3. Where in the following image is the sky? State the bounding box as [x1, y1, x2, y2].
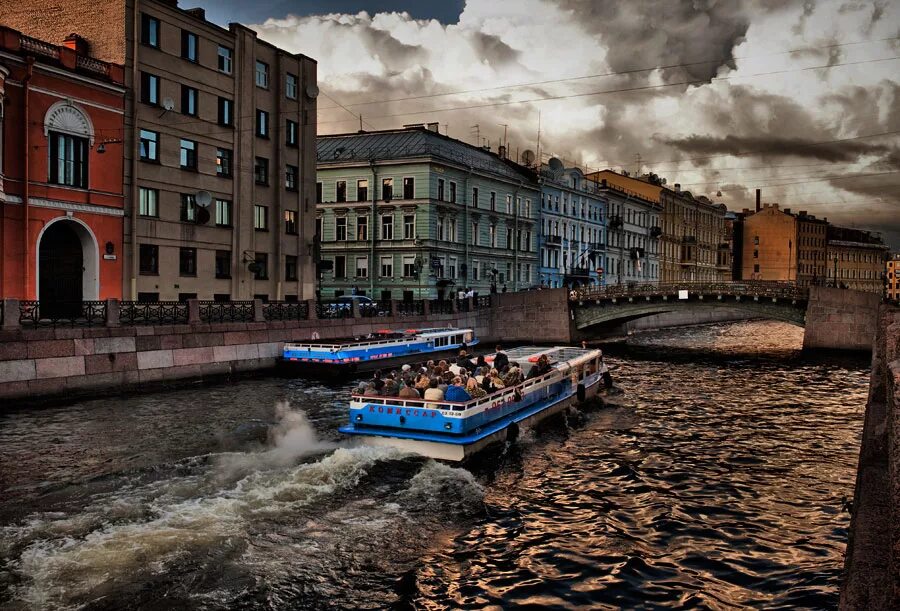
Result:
[199, 0, 899, 250]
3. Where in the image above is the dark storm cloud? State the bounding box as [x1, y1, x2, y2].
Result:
[661, 134, 893, 162]
[468, 32, 520, 67]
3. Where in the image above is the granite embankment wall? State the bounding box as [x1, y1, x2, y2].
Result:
[840, 305, 900, 609]
[804, 286, 882, 352]
[0, 289, 571, 405]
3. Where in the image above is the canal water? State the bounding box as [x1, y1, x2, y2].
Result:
[0, 321, 868, 610]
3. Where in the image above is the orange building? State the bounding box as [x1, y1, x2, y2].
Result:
[741, 203, 798, 281]
[0, 27, 125, 304]
[887, 254, 900, 301]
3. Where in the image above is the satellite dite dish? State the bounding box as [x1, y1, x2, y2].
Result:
[521, 149, 536, 166]
[305, 84, 320, 99]
[548, 157, 564, 172]
[162, 97, 175, 112]
[196, 190, 212, 207]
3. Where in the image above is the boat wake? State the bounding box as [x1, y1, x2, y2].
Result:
[0, 402, 485, 610]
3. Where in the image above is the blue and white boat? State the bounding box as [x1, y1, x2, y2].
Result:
[280, 327, 478, 375]
[339, 346, 603, 461]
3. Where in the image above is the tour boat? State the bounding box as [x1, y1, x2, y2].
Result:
[280, 327, 478, 375]
[339, 346, 603, 461]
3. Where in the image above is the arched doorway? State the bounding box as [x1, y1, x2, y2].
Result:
[39, 221, 85, 317]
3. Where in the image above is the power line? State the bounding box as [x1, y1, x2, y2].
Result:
[316, 36, 900, 110]
[316, 55, 900, 125]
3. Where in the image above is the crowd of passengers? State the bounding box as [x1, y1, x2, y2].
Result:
[353, 344, 554, 403]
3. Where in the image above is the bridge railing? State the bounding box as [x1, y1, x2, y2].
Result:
[573, 281, 810, 303]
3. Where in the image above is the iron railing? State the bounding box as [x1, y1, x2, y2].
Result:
[120, 301, 189, 325]
[199, 300, 254, 323]
[19, 300, 107, 327]
[430, 299, 453, 315]
[315, 300, 353, 319]
[475, 295, 492, 309]
[398, 300, 425, 316]
[574, 281, 810, 303]
[358, 300, 392, 317]
[262, 301, 309, 321]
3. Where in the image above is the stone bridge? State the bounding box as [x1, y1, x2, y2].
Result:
[571, 282, 882, 352]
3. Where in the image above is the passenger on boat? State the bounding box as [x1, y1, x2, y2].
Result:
[363, 383, 380, 397]
[398, 382, 420, 399]
[445, 377, 472, 402]
[424, 378, 444, 401]
[489, 368, 506, 389]
[503, 364, 524, 387]
[527, 354, 552, 379]
[382, 379, 399, 397]
[448, 358, 463, 376]
[466, 377, 487, 399]
[493, 345, 509, 371]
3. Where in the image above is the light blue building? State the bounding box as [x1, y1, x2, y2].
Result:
[537, 162, 607, 288]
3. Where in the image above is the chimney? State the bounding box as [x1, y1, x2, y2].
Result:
[498, 145, 506, 159]
[63, 33, 89, 55]
[426, 122, 440, 133]
[674, 183, 681, 193]
[185, 7, 206, 20]
[755, 188, 761, 212]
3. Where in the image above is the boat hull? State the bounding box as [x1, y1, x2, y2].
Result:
[342, 376, 601, 461]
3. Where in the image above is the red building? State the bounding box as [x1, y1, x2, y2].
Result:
[0, 26, 125, 306]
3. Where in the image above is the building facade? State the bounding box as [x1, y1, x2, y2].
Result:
[0, 27, 126, 304]
[795, 211, 828, 286]
[4, 0, 319, 302]
[537, 163, 606, 288]
[825, 226, 888, 293]
[595, 180, 661, 285]
[316, 127, 540, 300]
[740, 203, 798, 281]
[887, 253, 900, 301]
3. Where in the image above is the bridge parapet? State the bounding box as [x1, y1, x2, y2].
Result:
[574, 281, 809, 304]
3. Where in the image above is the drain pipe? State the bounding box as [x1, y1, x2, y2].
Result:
[369, 159, 377, 297]
[23, 57, 34, 299]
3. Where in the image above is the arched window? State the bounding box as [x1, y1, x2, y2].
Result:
[44, 101, 94, 188]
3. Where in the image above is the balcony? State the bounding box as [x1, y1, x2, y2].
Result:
[545, 235, 562, 246]
[591, 242, 605, 251]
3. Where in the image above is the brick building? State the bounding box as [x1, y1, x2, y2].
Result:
[0, 26, 126, 308]
[887, 253, 900, 301]
[796, 211, 828, 286]
[4, 0, 319, 302]
[741, 203, 797, 281]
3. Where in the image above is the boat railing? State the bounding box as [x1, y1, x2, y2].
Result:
[285, 335, 420, 352]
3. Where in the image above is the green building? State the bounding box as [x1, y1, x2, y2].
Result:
[315, 127, 541, 300]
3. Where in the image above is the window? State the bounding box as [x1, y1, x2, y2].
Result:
[215, 250, 231, 279]
[450, 182, 457, 203]
[525, 199, 531, 218]
[316, 182, 323, 203]
[506, 226, 513, 250]
[181, 30, 198, 62]
[403, 255, 416, 278]
[139, 187, 158, 217]
[336, 217, 347, 241]
[754, 263, 760, 273]
[356, 216, 368, 241]
[754, 249, 759, 259]
[284, 209, 297, 234]
[254, 157, 269, 185]
[139, 129, 158, 162]
[471, 221, 479, 246]
[139, 244, 159, 275]
[138, 292, 159, 302]
[181, 85, 198, 116]
[285, 164, 298, 191]
[437, 216, 445, 241]
[490, 191, 496, 211]
[357, 179, 368, 202]
[217, 45, 233, 73]
[489, 224, 496, 248]
[473, 260, 480, 281]
[140, 72, 160, 105]
[437, 179, 445, 201]
[180, 139, 197, 170]
[356, 256, 368, 278]
[254, 253, 268, 279]
[218, 97, 233, 126]
[380, 255, 393, 278]
[286, 73, 298, 99]
[49, 132, 88, 188]
[215, 199, 231, 226]
[216, 148, 232, 177]
[472, 187, 479, 208]
[254, 205, 268, 231]
[181, 193, 197, 223]
[256, 109, 269, 138]
[315, 217, 322, 238]
[286, 119, 298, 146]
[334, 255, 346, 278]
[179, 247, 197, 276]
[255, 60, 269, 88]
[448, 257, 457, 279]
[382, 178, 393, 202]
[403, 215, 415, 239]
[403, 177, 414, 199]
[381, 214, 393, 240]
[448, 218, 457, 242]
[141, 14, 160, 48]
[506, 195, 512, 214]
[336, 181, 347, 203]
[285, 255, 298, 281]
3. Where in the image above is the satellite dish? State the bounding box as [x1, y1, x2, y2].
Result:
[521, 149, 536, 166]
[162, 97, 175, 112]
[548, 157, 564, 175]
[305, 84, 319, 99]
[196, 190, 212, 208]
[196, 207, 211, 225]
[247, 262, 262, 274]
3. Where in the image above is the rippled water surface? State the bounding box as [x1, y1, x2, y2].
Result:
[0, 321, 867, 609]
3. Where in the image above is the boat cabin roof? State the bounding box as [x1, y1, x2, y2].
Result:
[285, 328, 473, 351]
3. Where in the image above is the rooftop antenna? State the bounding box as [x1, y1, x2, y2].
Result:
[470, 124, 480, 145]
[634, 153, 643, 176]
[536, 110, 542, 167]
[359, 114, 363, 132]
[499, 123, 508, 150]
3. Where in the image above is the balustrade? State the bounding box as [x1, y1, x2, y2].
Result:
[199, 301, 254, 323]
[262, 301, 310, 321]
[120, 301, 188, 325]
[19, 300, 107, 327]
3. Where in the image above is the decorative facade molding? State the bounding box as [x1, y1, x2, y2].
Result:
[44, 100, 95, 145]
[3, 195, 124, 217]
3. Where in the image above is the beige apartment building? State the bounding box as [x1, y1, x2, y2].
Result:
[4, 0, 319, 301]
[796, 211, 828, 286]
[741, 203, 798, 281]
[825, 226, 888, 294]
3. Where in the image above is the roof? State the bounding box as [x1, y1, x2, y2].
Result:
[317, 128, 539, 185]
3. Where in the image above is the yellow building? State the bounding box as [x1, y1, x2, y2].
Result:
[887, 254, 900, 300]
[585, 170, 728, 282]
[740, 204, 798, 281]
[825, 226, 888, 294]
